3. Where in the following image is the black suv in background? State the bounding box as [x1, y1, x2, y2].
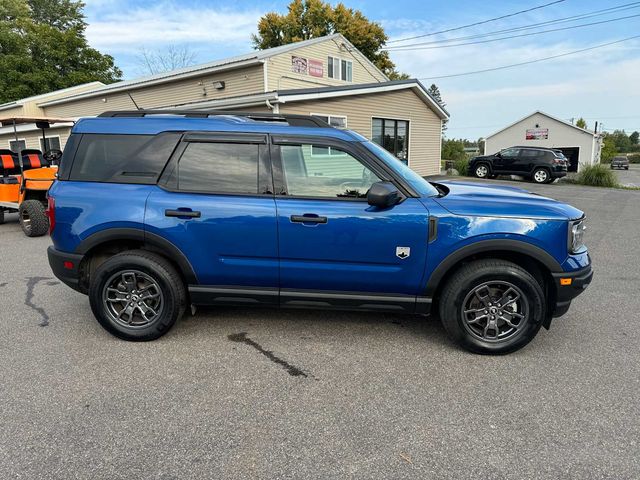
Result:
[470, 146, 568, 184]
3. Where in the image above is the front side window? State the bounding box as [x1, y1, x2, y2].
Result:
[501, 148, 519, 157]
[177, 142, 259, 194]
[280, 144, 380, 198]
[372, 118, 409, 164]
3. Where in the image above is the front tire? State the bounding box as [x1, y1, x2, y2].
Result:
[19, 200, 48, 237]
[89, 250, 187, 341]
[532, 168, 550, 184]
[439, 259, 545, 354]
[474, 163, 490, 178]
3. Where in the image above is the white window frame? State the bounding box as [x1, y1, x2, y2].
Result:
[327, 56, 353, 82]
[39, 135, 61, 152]
[310, 114, 348, 156]
[8, 138, 27, 153]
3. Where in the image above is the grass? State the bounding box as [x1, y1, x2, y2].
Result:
[570, 164, 620, 188]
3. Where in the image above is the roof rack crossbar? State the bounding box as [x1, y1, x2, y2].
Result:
[97, 110, 332, 128]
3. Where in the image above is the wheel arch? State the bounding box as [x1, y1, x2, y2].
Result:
[426, 240, 562, 315]
[75, 228, 198, 293]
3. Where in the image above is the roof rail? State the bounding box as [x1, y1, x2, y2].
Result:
[97, 110, 332, 128]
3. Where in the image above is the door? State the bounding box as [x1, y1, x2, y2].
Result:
[146, 133, 279, 304]
[495, 147, 520, 173]
[271, 137, 430, 309]
[516, 148, 541, 174]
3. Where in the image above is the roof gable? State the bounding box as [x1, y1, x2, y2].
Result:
[486, 110, 596, 139]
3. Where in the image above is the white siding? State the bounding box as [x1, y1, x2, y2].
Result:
[485, 112, 598, 170]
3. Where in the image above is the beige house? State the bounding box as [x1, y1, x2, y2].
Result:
[0, 34, 448, 176]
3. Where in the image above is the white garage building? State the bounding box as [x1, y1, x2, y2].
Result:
[485, 111, 602, 172]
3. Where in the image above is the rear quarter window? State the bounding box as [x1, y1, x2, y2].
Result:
[68, 133, 181, 184]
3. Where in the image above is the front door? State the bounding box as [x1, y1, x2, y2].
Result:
[496, 147, 520, 173]
[271, 138, 430, 310]
[146, 133, 279, 305]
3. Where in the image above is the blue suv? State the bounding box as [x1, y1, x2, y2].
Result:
[47, 111, 592, 354]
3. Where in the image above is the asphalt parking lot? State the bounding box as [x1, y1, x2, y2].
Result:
[1, 181, 639, 479]
[611, 163, 640, 187]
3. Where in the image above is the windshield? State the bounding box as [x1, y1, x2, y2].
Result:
[362, 141, 439, 197]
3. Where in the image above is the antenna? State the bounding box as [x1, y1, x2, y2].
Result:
[127, 92, 141, 110]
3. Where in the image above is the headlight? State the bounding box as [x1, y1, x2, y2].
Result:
[568, 218, 586, 253]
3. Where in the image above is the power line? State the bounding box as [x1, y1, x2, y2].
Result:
[388, 0, 566, 44]
[386, 2, 640, 49]
[386, 13, 640, 51]
[417, 35, 640, 80]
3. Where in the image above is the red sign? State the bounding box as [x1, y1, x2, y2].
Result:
[309, 59, 324, 77]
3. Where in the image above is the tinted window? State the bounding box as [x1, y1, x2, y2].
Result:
[177, 142, 259, 194]
[501, 148, 519, 157]
[70, 133, 180, 184]
[520, 149, 541, 158]
[280, 144, 380, 198]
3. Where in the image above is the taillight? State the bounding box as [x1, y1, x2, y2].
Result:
[46, 196, 55, 235]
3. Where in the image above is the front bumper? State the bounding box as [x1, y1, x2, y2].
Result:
[550, 263, 593, 318]
[47, 246, 85, 293]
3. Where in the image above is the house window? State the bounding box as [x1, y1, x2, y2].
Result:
[9, 139, 26, 153]
[327, 56, 353, 82]
[372, 118, 409, 164]
[311, 114, 347, 129]
[40, 136, 61, 152]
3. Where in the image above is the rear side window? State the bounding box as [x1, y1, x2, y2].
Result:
[176, 142, 259, 194]
[69, 133, 180, 184]
[520, 149, 541, 158]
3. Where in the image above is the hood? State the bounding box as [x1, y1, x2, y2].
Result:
[433, 181, 583, 220]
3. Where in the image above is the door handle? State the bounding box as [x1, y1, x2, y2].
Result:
[165, 208, 201, 219]
[290, 214, 327, 224]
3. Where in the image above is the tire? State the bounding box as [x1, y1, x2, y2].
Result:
[532, 168, 550, 184]
[0, 209, 4, 225]
[625, 167, 629, 170]
[474, 163, 490, 178]
[438, 259, 545, 354]
[19, 200, 48, 237]
[88, 249, 187, 341]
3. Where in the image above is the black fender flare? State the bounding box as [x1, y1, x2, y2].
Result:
[75, 228, 198, 284]
[425, 239, 563, 297]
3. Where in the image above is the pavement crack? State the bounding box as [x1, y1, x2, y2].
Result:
[228, 332, 309, 378]
[25, 277, 52, 327]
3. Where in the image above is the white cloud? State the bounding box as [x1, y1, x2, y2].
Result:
[85, 2, 262, 54]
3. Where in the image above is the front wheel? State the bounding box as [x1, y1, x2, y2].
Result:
[89, 250, 186, 341]
[439, 259, 545, 354]
[474, 163, 490, 178]
[532, 168, 550, 184]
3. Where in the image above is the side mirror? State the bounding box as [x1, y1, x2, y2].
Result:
[367, 181, 402, 208]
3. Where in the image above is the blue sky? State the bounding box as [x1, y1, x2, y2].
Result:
[82, 0, 640, 139]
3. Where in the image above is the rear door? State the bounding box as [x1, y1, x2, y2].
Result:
[146, 132, 279, 305]
[271, 136, 430, 310]
[517, 148, 542, 174]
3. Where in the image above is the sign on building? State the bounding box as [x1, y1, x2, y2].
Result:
[525, 128, 549, 140]
[291, 56, 308, 74]
[309, 59, 324, 77]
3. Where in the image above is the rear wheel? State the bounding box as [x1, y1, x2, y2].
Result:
[19, 200, 48, 237]
[89, 250, 186, 341]
[532, 168, 550, 184]
[474, 163, 490, 178]
[439, 259, 545, 354]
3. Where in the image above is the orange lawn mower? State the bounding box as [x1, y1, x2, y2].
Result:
[0, 117, 72, 236]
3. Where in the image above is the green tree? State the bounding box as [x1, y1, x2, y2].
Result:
[252, 0, 407, 79]
[0, 0, 121, 104]
[630, 131, 639, 145]
[427, 83, 447, 131]
[575, 117, 587, 129]
[441, 139, 466, 161]
[600, 133, 618, 163]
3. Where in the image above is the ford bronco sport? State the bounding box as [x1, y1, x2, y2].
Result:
[47, 111, 592, 354]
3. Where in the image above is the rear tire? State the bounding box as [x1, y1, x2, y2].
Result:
[0, 209, 4, 225]
[19, 200, 48, 237]
[438, 259, 545, 354]
[88, 250, 186, 341]
[532, 168, 550, 184]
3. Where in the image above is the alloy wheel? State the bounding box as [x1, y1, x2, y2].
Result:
[476, 165, 488, 178]
[461, 281, 529, 342]
[102, 270, 164, 328]
[534, 170, 548, 183]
